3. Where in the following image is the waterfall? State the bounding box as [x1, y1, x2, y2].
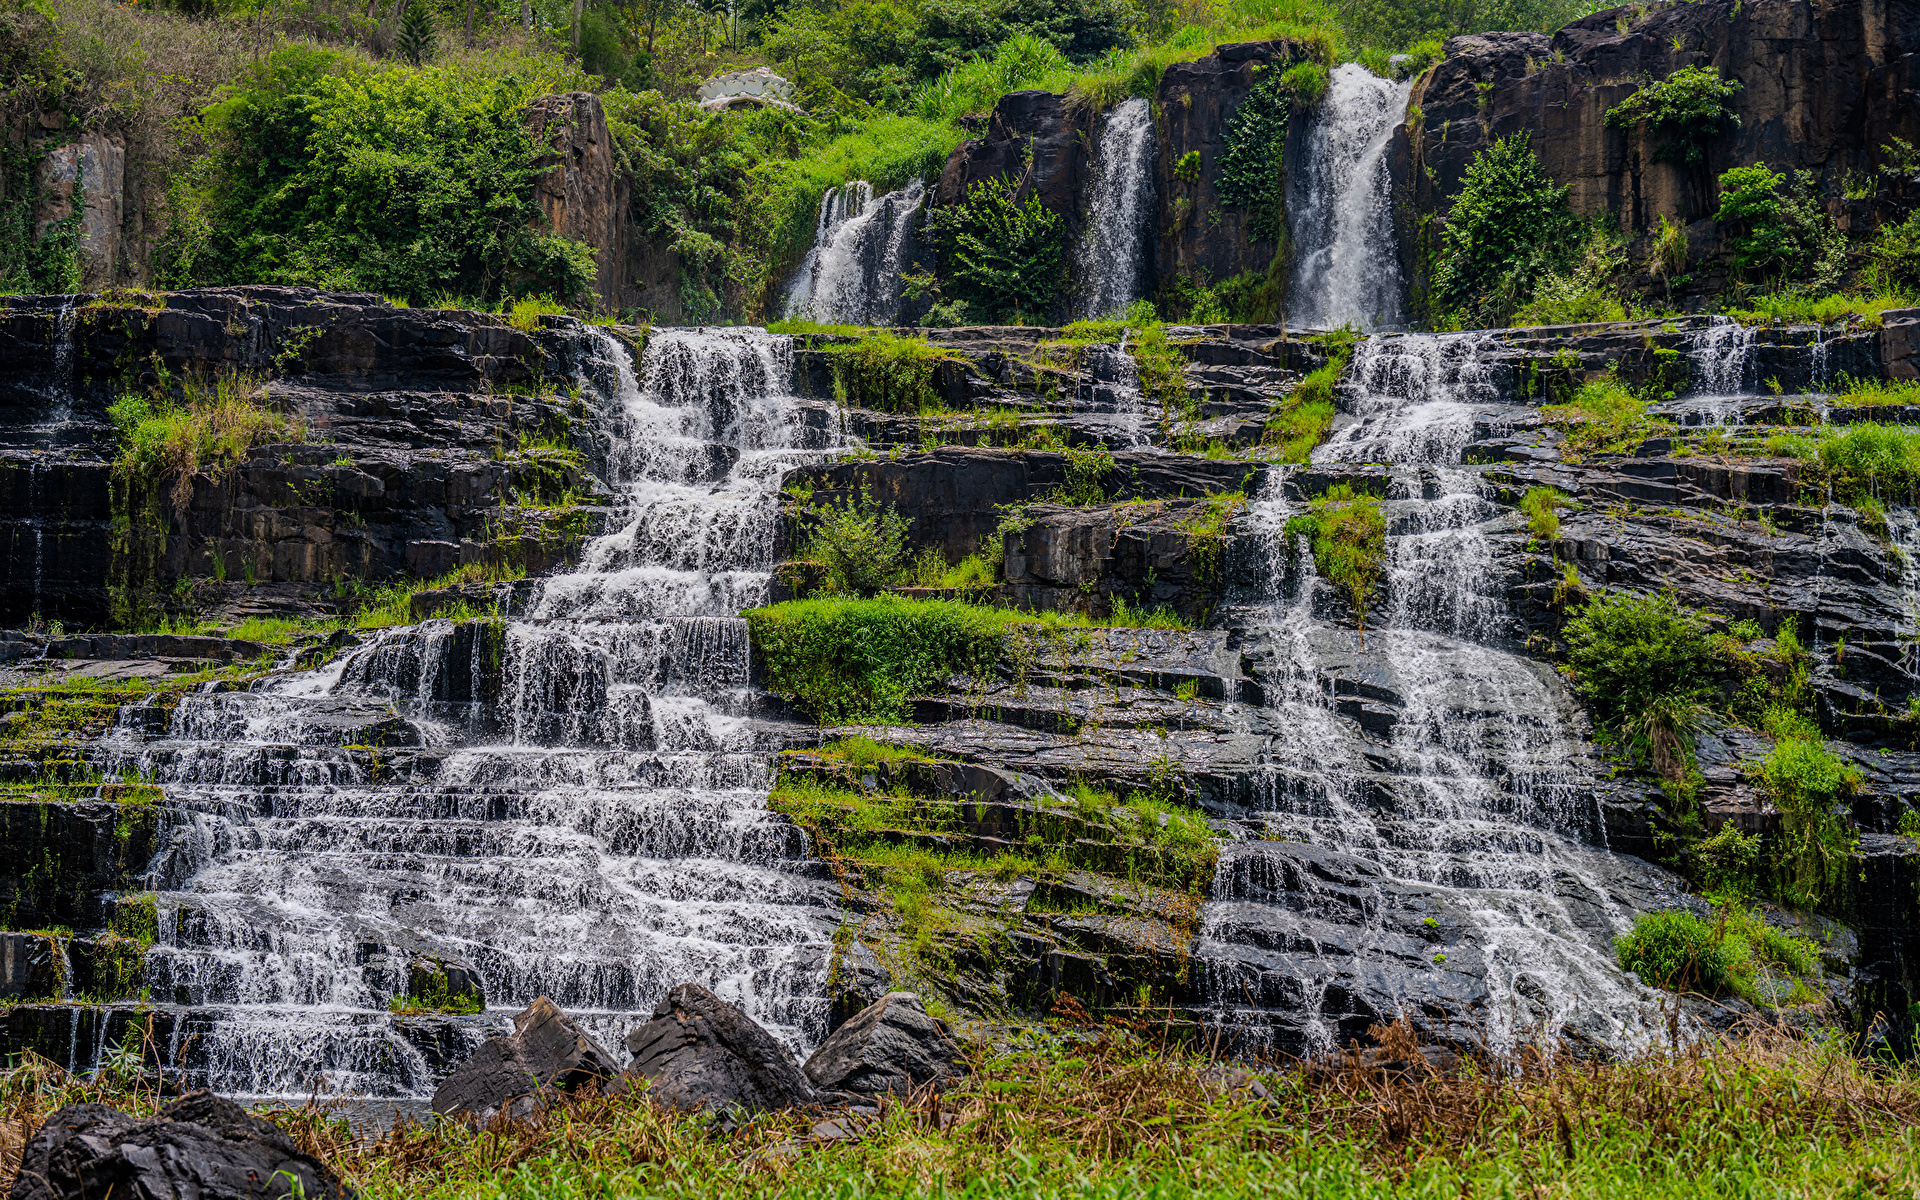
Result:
[783, 180, 926, 325]
[1075, 98, 1156, 320]
[1689, 316, 1757, 398]
[1198, 331, 1670, 1055]
[1286, 65, 1413, 332]
[102, 324, 844, 1098]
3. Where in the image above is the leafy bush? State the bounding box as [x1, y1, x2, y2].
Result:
[1263, 337, 1351, 461]
[1869, 209, 1920, 293]
[1432, 133, 1582, 326]
[819, 331, 960, 413]
[171, 45, 599, 305]
[1509, 227, 1627, 326]
[1714, 163, 1843, 284]
[1615, 910, 1731, 994]
[1756, 733, 1859, 911]
[926, 170, 1069, 321]
[798, 493, 912, 597]
[1691, 823, 1761, 897]
[108, 372, 295, 511]
[1519, 486, 1568, 540]
[745, 595, 1020, 722]
[1283, 484, 1385, 633]
[1603, 66, 1741, 164]
[1563, 589, 1713, 734]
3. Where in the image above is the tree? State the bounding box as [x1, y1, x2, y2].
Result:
[396, 0, 436, 64]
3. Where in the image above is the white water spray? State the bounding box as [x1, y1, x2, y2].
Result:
[1287, 65, 1413, 331]
[1075, 98, 1156, 320]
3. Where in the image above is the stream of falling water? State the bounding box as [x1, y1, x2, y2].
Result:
[1286, 65, 1412, 331]
[102, 326, 843, 1098]
[1198, 332, 1669, 1055]
[783, 180, 926, 325]
[1075, 98, 1156, 320]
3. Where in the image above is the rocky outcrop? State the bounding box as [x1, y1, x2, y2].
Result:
[936, 90, 1088, 237]
[620, 983, 818, 1113]
[0, 801, 161, 931]
[1409, 0, 1920, 298]
[430, 996, 619, 1121]
[11, 1091, 353, 1200]
[1155, 40, 1312, 295]
[800, 991, 960, 1098]
[0, 287, 618, 626]
[525, 93, 629, 313]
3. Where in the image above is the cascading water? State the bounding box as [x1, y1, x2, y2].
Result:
[102, 325, 844, 1098]
[1199, 332, 1671, 1055]
[1287, 65, 1413, 332]
[1689, 315, 1756, 399]
[1075, 98, 1156, 320]
[783, 180, 926, 325]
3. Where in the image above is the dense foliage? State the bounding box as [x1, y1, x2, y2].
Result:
[923, 170, 1069, 321]
[1603, 65, 1741, 164]
[1714, 162, 1844, 286]
[1214, 67, 1293, 241]
[1563, 589, 1713, 734]
[171, 45, 598, 303]
[1431, 133, 1583, 325]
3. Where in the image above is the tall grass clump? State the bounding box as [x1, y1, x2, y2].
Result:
[1283, 484, 1385, 634]
[108, 372, 295, 510]
[1540, 373, 1659, 460]
[1771, 421, 1920, 505]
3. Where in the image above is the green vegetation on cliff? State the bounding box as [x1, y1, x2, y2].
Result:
[1283, 484, 1384, 633]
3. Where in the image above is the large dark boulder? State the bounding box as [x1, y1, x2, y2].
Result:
[801, 992, 960, 1098]
[620, 983, 816, 1113]
[9, 1091, 352, 1200]
[430, 996, 618, 1121]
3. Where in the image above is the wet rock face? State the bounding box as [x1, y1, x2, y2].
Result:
[525, 92, 629, 313]
[620, 983, 818, 1113]
[430, 996, 619, 1121]
[0, 801, 161, 931]
[1154, 40, 1310, 291]
[11, 1091, 353, 1200]
[801, 991, 959, 1098]
[1410, 0, 1920, 293]
[0, 287, 620, 626]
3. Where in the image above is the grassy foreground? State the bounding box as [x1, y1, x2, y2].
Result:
[4, 1021, 1919, 1198]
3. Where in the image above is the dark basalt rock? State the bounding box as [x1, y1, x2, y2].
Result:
[802, 991, 960, 1098]
[430, 996, 618, 1121]
[10, 1090, 352, 1200]
[620, 982, 817, 1113]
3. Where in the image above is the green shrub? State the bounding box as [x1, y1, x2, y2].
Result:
[1603, 66, 1741, 164]
[171, 45, 598, 306]
[1264, 339, 1351, 462]
[109, 372, 295, 511]
[1508, 227, 1628, 326]
[1869, 209, 1920, 293]
[925, 170, 1069, 321]
[1432, 133, 1583, 326]
[798, 493, 912, 597]
[1714, 163, 1843, 284]
[1691, 824, 1762, 897]
[745, 596, 1021, 722]
[1563, 589, 1713, 734]
[1615, 910, 1731, 994]
[820, 332, 960, 413]
[1283, 484, 1385, 633]
[1774, 421, 1920, 505]
[1756, 734, 1859, 911]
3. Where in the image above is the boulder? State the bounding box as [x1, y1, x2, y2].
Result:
[801, 992, 960, 1098]
[620, 983, 816, 1113]
[429, 996, 618, 1121]
[10, 1090, 352, 1200]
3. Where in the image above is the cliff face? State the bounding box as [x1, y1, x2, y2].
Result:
[0, 287, 619, 627]
[1409, 0, 1920, 296]
[1152, 40, 1310, 294]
